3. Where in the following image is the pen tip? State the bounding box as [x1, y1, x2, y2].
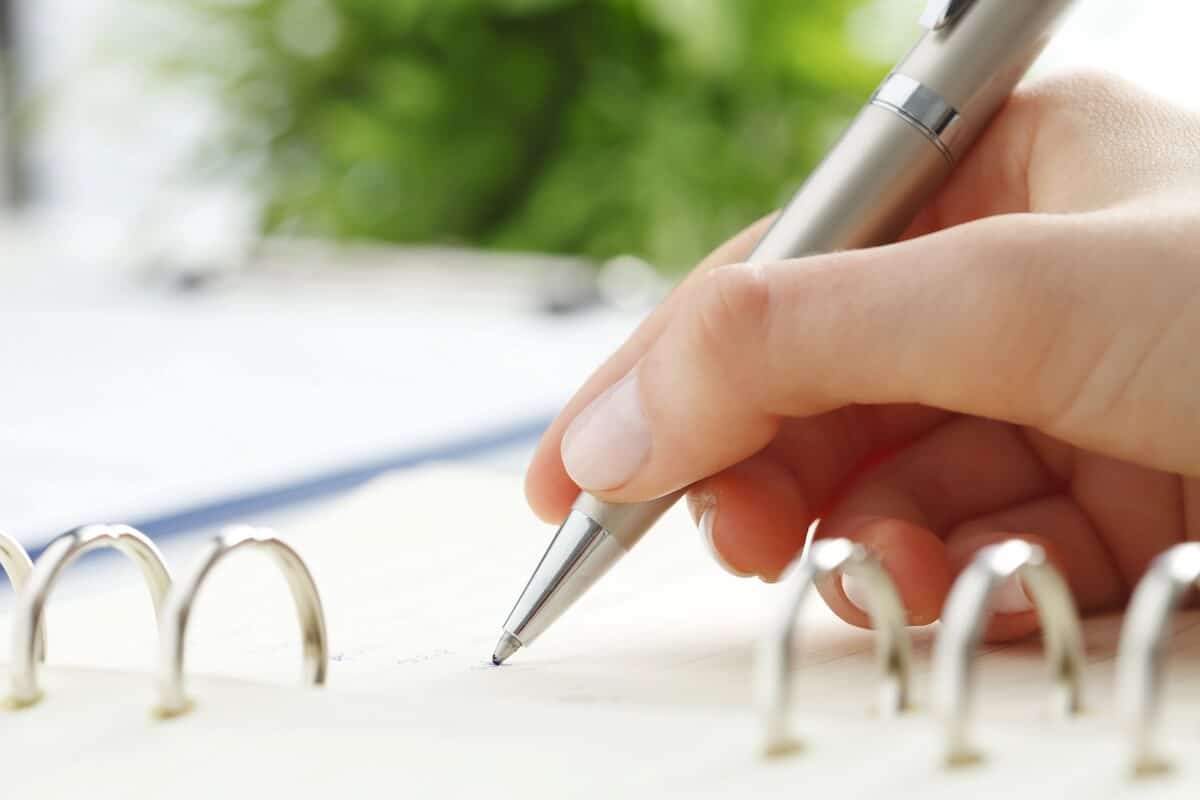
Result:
[491, 632, 521, 665]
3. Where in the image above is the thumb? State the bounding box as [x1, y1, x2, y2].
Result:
[561, 213, 1087, 502]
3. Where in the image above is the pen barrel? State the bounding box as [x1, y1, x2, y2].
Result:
[573, 490, 682, 549]
[751, 0, 1077, 263]
[899, 0, 1079, 163]
[748, 102, 952, 263]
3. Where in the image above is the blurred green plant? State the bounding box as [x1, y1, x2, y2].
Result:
[169, 0, 890, 272]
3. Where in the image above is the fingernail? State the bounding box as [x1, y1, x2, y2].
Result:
[990, 574, 1034, 614]
[561, 371, 651, 491]
[841, 574, 874, 614]
[699, 508, 752, 578]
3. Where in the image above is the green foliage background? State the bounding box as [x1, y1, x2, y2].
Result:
[176, 0, 888, 271]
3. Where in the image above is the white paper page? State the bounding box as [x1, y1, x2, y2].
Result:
[4, 469, 1200, 798]
[7, 665, 1200, 800]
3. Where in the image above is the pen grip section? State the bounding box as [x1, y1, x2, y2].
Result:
[573, 491, 683, 550]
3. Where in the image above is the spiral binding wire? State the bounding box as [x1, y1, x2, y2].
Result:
[0, 530, 45, 664]
[0, 524, 327, 714]
[156, 525, 328, 717]
[7, 524, 1199, 769]
[755, 538, 912, 757]
[1116, 543, 1200, 776]
[756, 536, 1193, 775]
[932, 540, 1085, 765]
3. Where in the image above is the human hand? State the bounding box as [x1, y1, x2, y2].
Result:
[524, 72, 1200, 641]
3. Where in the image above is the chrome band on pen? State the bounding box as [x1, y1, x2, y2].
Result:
[870, 74, 961, 165]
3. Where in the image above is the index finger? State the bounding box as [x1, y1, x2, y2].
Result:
[524, 214, 777, 523]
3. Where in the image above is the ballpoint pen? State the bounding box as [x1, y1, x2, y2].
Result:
[492, 0, 1080, 666]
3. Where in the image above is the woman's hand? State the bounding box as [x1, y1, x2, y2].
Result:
[523, 72, 1200, 641]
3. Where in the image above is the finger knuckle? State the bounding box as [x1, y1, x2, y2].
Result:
[684, 263, 777, 405]
[941, 216, 1083, 421]
[1007, 70, 1130, 151]
[1018, 69, 1128, 110]
[695, 263, 773, 356]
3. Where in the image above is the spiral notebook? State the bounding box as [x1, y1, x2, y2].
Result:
[4, 467, 1200, 798]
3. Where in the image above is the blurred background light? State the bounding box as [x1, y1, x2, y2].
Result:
[1, 0, 1196, 549]
[3, 1, 1195, 279]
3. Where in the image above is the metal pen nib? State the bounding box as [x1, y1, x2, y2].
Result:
[491, 492, 681, 663]
[491, 632, 521, 665]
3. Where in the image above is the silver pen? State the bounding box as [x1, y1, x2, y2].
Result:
[492, 0, 1079, 665]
